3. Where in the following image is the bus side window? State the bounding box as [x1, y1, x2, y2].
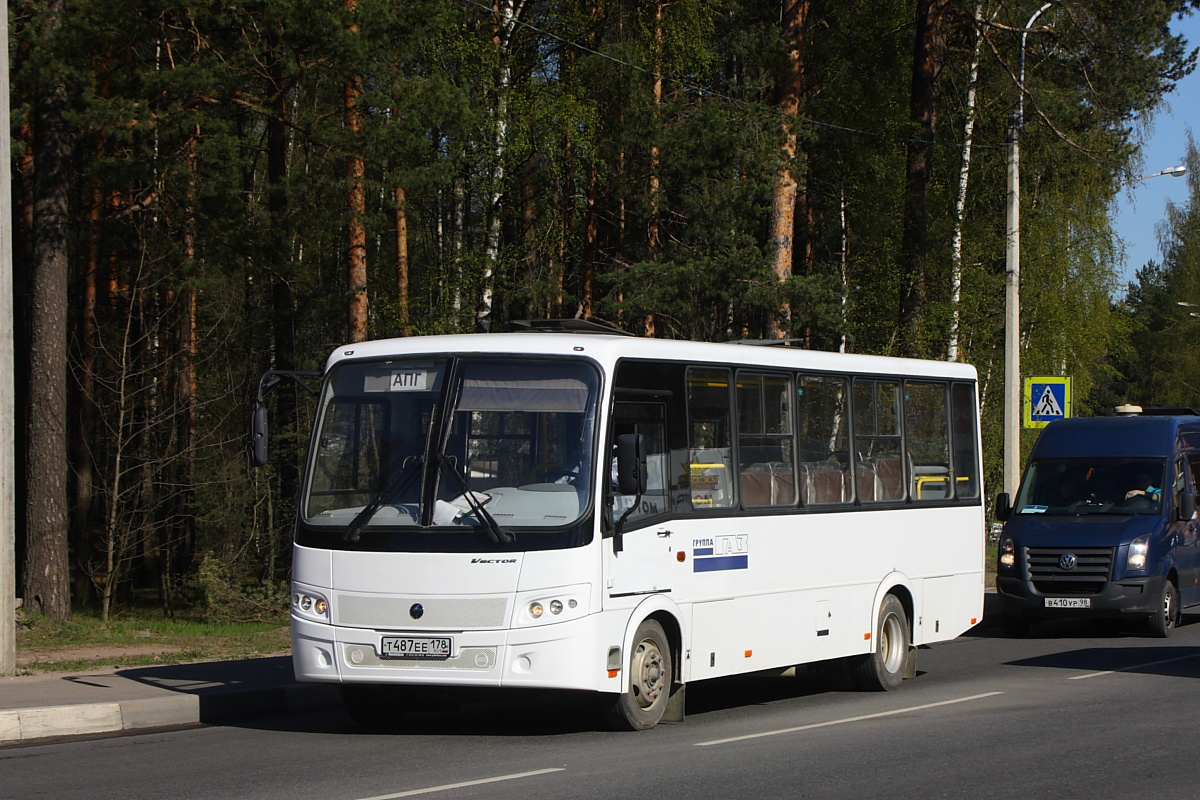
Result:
[687, 368, 735, 509]
[855, 379, 904, 503]
[950, 383, 980, 500]
[906, 382, 951, 502]
[797, 375, 850, 505]
[737, 372, 796, 507]
[610, 401, 669, 523]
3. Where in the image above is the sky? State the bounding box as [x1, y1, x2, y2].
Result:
[1111, 11, 1200, 289]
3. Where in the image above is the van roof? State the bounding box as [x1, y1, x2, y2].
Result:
[1033, 415, 1200, 458]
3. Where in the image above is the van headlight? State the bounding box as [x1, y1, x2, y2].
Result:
[1127, 535, 1150, 572]
[998, 534, 1016, 569]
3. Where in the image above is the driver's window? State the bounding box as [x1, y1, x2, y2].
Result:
[609, 402, 668, 525]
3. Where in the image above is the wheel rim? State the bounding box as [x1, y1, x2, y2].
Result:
[1163, 586, 1176, 630]
[630, 636, 667, 709]
[879, 611, 906, 675]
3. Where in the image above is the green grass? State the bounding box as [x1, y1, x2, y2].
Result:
[16, 608, 290, 675]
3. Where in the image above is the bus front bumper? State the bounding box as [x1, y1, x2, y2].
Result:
[291, 614, 611, 693]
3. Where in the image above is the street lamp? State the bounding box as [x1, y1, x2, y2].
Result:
[1004, 2, 1053, 499]
[1121, 165, 1187, 186]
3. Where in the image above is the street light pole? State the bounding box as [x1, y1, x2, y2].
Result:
[1, 0, 16, 676]
[1004, 2, 1053, 499]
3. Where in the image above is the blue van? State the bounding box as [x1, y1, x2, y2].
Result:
[994, 410, 1200, 637]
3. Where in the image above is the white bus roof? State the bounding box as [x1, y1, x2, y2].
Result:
[324, 332, 977, 381]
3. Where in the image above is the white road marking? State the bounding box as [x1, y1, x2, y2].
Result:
[694, 692, 1005, 747]
[1068, 651, 1200, 680]
[355, 768, 565, 799]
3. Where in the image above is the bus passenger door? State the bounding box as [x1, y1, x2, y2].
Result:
[606, 401, 675, 597]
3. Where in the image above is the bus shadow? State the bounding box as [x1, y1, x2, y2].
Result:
[1005, 645, 1200, 678]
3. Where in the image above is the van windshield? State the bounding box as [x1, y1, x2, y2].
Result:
[1014, 457, 1167, 516]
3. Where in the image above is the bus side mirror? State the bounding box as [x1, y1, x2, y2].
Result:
[994, 492, 1012, 522]
[1178, 491, 1196, 522]
[251, 402, 269, 467]
[616, 433, 647, 496]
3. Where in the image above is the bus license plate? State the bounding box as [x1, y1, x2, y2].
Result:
[380, 636, 452, 659]
[1045, 598, 1090, 609]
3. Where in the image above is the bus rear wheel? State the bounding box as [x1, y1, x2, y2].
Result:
[850, 594, 909, 691]
[598, 619, 673, 731]
[340, 684, 410, 730]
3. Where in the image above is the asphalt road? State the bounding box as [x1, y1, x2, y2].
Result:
[5, 604, 1200, 800]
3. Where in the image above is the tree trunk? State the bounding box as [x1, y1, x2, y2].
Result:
[647, 0, 664, 257]
[395, 186, 410, 336]
[71, 173, 101, 607]
[24, 0, 73, 621]
[899, 0, 954, 358]
[769, 0, 810, 339]
[480, 0, 523, 331]
[947, 3, 983, 363]
[267, 23, 298, 503]
[346, 0, 368, 343]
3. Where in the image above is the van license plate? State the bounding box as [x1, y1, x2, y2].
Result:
[380, 636, 452, 659]
[1045, 598, 1090, 609]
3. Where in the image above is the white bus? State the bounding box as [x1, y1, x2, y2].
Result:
[258, 321, 984, 730]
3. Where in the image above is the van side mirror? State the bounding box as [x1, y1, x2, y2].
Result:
[1178, 491, 1196, 522]
[251, 403, 269, 467]
[616, 433, 647, 496]
[994, 492, 1012, 522]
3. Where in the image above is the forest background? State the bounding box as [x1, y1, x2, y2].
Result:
[10, 0, 1200, 625]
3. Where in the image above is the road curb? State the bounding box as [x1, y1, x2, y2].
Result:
[0, 683, 341, 744]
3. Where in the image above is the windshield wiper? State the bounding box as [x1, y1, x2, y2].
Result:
[436, 455, 515, 545]
[343, 455, 423, 543]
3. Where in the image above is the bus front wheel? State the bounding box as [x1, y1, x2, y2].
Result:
[598, 619, 673, 731]
[850, 594, 909, 691]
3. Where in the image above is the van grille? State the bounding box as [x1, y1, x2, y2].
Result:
[1026, 546, 1113, 595]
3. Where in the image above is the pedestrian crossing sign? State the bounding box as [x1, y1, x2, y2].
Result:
[1025, 377, 1072, 428]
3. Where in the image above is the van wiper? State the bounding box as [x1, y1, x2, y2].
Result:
[343, 455, 422, 543]
[436, 455, 515, 545]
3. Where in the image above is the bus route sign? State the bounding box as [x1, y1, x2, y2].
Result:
[1024, 376, 1072, 428]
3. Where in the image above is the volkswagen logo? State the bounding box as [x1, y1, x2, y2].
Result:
[1059, 553, 1078, 571]
[409, 603, 425, 620]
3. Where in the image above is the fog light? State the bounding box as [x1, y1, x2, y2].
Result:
[529, 602, 544, 618]
[314, 599, 328, 615]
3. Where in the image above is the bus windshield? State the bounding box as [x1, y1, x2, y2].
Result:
[302, 357, 600, 534]
[1013, 457, 1167, 516]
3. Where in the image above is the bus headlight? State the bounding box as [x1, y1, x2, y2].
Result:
[292, 585, 331, 622]
[1127, 534, 1150, 572]
[998, 534, 1016, 569]
[517, 585, 589, 626]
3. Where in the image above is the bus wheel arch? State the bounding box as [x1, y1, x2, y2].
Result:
[598, 610, 684, 731]
[851, 590, 912, 691]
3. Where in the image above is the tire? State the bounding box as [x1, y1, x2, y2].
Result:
[340, 684, 411, 730]
[850, 594, 909, 691]
[598, 619, 673, 731]
[1001, 613, 1032, 638]
[1147, 579, 1179, 638]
